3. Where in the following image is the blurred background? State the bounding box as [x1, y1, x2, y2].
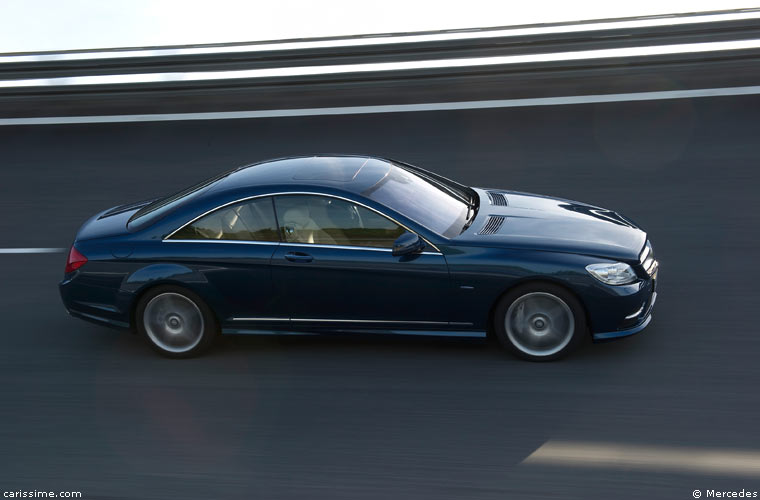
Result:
[2, 1, 760, 499]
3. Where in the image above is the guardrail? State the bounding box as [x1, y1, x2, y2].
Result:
[2, 8, 760, 120]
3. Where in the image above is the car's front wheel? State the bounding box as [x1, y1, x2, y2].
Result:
[136, 285, 218, 358]
[493, 283, 586, 361]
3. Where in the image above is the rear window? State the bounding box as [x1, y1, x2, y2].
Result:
[170, 197, 279, 242]
[127, 170, 231, 230]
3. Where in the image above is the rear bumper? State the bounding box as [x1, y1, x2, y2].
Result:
[66, 308, 130, 329]
[59, 275, 131, 330]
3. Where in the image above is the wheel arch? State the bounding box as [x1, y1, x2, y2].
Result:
[128, 279, 220, 334]
[486, 277, 593, 339]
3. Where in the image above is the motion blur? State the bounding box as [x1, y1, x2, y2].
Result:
[2, 7, 760, 500]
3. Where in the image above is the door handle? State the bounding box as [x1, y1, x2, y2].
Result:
[284, 251, 313, 263]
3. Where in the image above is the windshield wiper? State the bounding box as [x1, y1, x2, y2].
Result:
[461, 192, 479, 233]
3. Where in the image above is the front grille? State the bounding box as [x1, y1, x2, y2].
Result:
[487, 191, 508, 206]
[479, 215, 506, 235]
[639, 241, 657, 276]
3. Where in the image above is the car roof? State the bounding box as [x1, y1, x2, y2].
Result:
[210, 155, 395, 195]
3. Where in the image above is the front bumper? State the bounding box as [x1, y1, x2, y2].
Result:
[593, 290, 656, 341]
[590, 247, 658, 341]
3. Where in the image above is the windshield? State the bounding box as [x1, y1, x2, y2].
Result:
[361, 160, 476, 238]
[127, 169, 232, 230]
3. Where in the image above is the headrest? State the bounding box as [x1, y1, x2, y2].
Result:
[221, 209, 239, 228]
[282, 207, 311, 229]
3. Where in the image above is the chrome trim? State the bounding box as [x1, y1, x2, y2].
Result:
[280, 242, 439, 255]
[478, 214, 506, 235]
[223, 327, 486, 338]
[486, 191, 508, 206]
[230, 317, 453, 325]
[624, 305, 645, 320]
[163, 239, 439, 255]
[231, 317, 289, 322]
[281, 242, 391, 252]
[639, 243, 651, 264]
[639, 241, 658, 277]
[643, 257, 656, 273]
[163, 191, 441, 253]
[164, 239, 278, 246]
[291, 318, 449, 325]
[164, 192, 271, 240]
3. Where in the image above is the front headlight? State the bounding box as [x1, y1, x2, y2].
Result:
[586, 262, 637, 285]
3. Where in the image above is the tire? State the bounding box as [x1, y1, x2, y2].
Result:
[493, 283, 586, 361]
[135, 285, 218, 358]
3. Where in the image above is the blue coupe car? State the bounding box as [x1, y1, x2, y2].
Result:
[60, 155, 658, 360]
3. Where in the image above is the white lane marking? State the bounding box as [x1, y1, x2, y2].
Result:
[2, 85, 760, 126]
[0, 248, 66, 254]
[3, 38, 760, 89]
[3, 10, 760, 64]
[523, 440, 760, 477]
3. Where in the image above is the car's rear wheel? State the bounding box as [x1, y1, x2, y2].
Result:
[493, 283, 586, 361]
[136, 285, 218, 358]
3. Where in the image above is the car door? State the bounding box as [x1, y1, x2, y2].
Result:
[164, 196, 284, 323]
[270, 194, 451, 328]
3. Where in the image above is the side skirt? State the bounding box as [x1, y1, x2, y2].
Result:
[222, 326, 487, 338]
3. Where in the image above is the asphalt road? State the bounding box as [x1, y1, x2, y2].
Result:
[1, 93, 759, 499]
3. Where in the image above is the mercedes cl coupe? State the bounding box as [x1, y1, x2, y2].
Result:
[59, 155, 658, 360]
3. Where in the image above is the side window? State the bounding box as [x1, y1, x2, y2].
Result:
[170, 197, 279, 242]
[274, 195, 406, 248]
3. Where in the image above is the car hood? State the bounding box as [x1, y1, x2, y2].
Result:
[454, 189, 646, 261]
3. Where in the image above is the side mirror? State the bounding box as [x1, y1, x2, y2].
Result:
[392, 232, 425, 257]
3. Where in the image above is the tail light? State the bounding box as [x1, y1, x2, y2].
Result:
[65, 245, 88, 273]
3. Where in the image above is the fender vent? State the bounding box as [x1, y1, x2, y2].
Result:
[479, 215, 506, 235]
[487, 191, 508, 206]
